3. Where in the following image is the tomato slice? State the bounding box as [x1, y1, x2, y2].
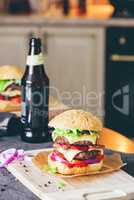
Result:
[50, 151, 104, 168]
[71, 160, 88, 167]
[0, 95, 5, 100]
[54, 151, 65, 160]
[96, 154, 104, 161]
[50, 151, 87, 167]
[11, 96, 21, 104]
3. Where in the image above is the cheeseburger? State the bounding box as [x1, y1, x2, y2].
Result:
[0, 65, 23, 112]
[48, 109, 104, 175]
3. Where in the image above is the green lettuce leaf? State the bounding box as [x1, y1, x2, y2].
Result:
[52, 128, 99, 141]
[43, 164, 57, 174]
[52, 128, 81, 141]
[58, 180, 66, 190]
[0, 79, 21, 92]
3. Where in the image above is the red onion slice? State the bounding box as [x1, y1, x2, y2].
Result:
[0, 149, 25, 168]
[0, 148, 17, 168]
[50, 151, 101, 167]
[17, 149, 25, 159]
[83, 159, 100, 164]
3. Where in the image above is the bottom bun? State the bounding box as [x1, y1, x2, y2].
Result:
[48, 156, 103, 175]
[0, 100, 20, 112]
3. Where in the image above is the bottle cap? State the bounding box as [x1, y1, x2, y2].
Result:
[29, 38, 41, 48]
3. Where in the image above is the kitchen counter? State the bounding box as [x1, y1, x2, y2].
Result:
[0, 136, 52, 200]
[0, 15, 134, 27]
[0, 136, 134, 200]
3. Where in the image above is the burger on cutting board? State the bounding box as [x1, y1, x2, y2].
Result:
[48, 109, 104, 175]
[0, 65, 23, 112]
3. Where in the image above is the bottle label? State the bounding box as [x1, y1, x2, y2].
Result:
[21, 84, 49, 130]
[21, 101, 26, 123]
[26, 53, 44, 66]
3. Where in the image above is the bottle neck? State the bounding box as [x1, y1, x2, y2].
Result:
[28, 45, 41, 56]
[27, 46, 44, 67]
[25, 38, 45, 77]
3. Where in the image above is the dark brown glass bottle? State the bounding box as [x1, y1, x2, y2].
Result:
[63, 0, 70, 15]
[21, 38, 49, 143]
[8, 0, 31, 14]
[79, 0, 86, 15]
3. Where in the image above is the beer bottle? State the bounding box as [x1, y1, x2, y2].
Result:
[79, 0, 86, 15]
[63, 0, 70, 15]
[21, 38, 49, 143]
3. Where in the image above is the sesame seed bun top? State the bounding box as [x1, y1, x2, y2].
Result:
[49, 109, 102, 131]
[0, 65, 23, 80]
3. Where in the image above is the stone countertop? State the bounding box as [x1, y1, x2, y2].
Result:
[0, 15, 134, 27]
[0, 136, 134, 200]
[0, 136, 52, 200]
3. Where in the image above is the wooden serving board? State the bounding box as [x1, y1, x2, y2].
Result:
[6, 148, 134, 200]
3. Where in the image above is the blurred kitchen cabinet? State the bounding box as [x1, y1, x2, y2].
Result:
[0, 26, 40, 68]
[42, 27, 105, 117]
[0, 25, 105, 117]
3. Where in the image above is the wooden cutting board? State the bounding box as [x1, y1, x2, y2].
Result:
[6, 148, 134, 200]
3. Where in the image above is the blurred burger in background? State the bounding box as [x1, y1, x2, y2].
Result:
[0, 65, 23, 112]
[0, 65, 69, 117]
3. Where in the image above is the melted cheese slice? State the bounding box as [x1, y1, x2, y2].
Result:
[57, 147, 103, 162]
[58, 147, 82, 162]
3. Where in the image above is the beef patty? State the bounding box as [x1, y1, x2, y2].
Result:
[54, 136, 93, 146]
[74, 150, 101, 160]
[6, 83, 20, 91]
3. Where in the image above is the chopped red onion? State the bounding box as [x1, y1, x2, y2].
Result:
[0, 149, 25, 168]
